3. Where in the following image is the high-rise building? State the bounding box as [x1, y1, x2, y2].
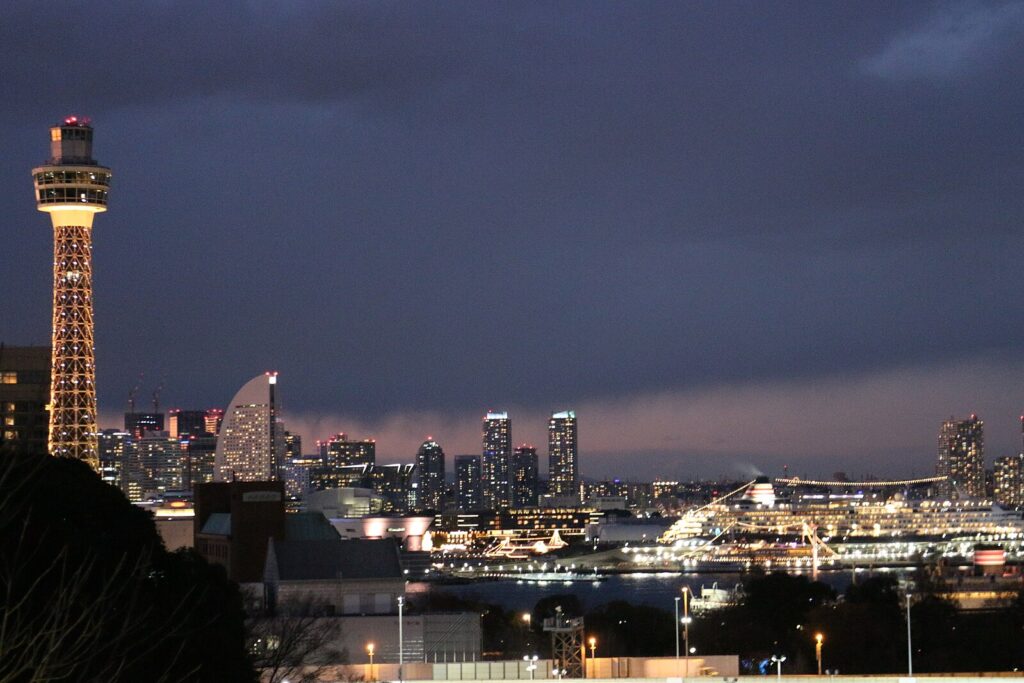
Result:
[168, 409, 208, 438]
[511, 444, 539, 508]
[98, 428, 130, 491]
[33, 116, 111, 468]
[124, 412, 164, 439]
[214, 372, 281, 482]
[548, 410, 578, 498]
[284, 431, 302, 461]
[204, 408, 224, 436]
[455, 455, 483, 511]
[369, 463, 417, 512]
[184, 432, 218, 490]
[323, 433, 375, 468]
[994, 454, 1024, 508]
[139, 431, 184, 495]
[414, 439, 446, 511]
[0, 345, 50, 456]
[936, 415, 985, 499]
[482, 412, 511, 509]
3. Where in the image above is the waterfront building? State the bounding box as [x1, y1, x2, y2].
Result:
[994, 454, 1024, 508]
[511, 444, 539, 508]
[482, 412, 511, 509]
[167, 409, 208, 438]
[283, 454, 321, 499]
[547, 410, 578, 499]
[414, 439, 445, 511]
[455, 454, 483, 511]
[124, 412, 164, 439]
[284, 430, 302, 461]
[33, 117, 111, 468]
[0, 345, 50, 456]
[937, 415, 985, 499]
[214, 372, 281, 482]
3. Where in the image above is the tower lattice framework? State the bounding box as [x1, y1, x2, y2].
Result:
[50, 224, 97, 464]
[33, 116, 111, 470]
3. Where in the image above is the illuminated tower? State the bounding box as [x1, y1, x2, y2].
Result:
[482, 411, 511, 509]
[548, 410, 578, 498]
[32, 116, 111, 468]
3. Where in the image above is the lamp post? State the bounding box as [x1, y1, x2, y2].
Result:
[681, 586, 692, 676]
[770, 655, 786, 681]
[589, 637, 597, 678]
[906, 593, 913, 677]
[367, 642, 375, 682]
[522, 612, 532, 652]
[815, 633, 823, 676]
[397, 596, 405, 683]
[524, 655, 538, 680]
[674, 596, 681, 659]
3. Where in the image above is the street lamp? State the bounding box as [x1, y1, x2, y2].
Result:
[674, 596, 681, 659]
[397, 596, 405, 683]
[814, 633, 823, 676]
[681, 586, 692, 676]
[524, 655, 539, 680]
[770, 655, 786, 681]
[589, 637, 597, 678]
[367, 643, 375, 682]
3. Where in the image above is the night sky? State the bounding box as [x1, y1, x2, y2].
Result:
[2, 2, 1023, 479]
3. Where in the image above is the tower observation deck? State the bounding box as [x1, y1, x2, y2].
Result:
[32, 116, 112, 468]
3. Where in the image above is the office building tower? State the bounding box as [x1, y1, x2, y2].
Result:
[168, 409, 208, 438]
[548, 410, 578, 498]
[139, 431, 183, 495]
[369, 463, 416, 513]
[284, 431, 302, 461]
[936, 415, 984, 499]
[322, 433, 375, 468]
[0, 345, 50, 456]
[511, 444, 539, 508]
[124, 412, 164, 440]
[204, 408, 224, 435]
[414, 439, 445, 511]
[32, 117, 111, 468]
[482, 411, 511, 509]
[284, 454, 320, 500]
[98, 428, 130, 490]
[184, 432, 217, 490]
[994, 454, 1024, 508]
[214, 372, 280, 482]
[455, 455, 483, 511]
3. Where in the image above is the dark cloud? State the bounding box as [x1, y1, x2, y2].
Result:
[3, 2, 1023, 474]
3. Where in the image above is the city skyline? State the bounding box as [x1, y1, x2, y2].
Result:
[3, 3, 1024, 478]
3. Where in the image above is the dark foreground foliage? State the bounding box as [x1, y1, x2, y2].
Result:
[0, 449, 257, 682]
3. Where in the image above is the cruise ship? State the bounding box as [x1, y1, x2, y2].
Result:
[637, 476, 1024, 572]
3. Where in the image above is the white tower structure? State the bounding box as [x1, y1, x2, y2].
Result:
[214, 372, 280, 482]
[32, 116, 112, 468]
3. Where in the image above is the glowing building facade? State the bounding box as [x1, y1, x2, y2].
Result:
[547, 410, 578, 498]
[214, 373, 280, 482]
[482, 412, 511, 509]
[936, 416, 985, 499]
[33, 116, 111, 468]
